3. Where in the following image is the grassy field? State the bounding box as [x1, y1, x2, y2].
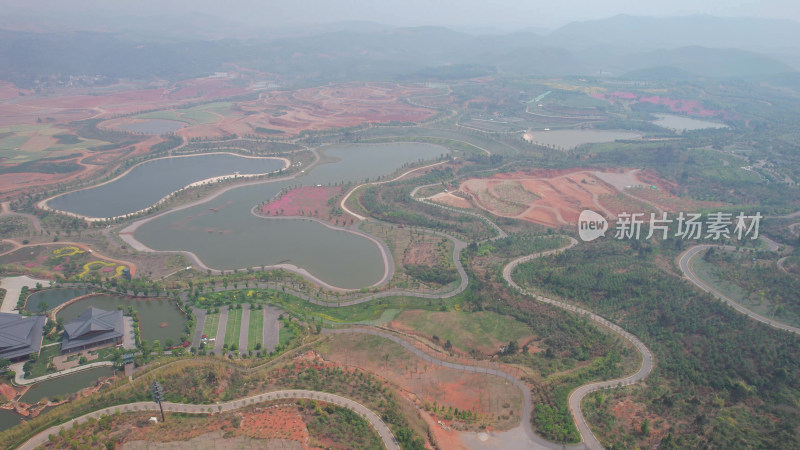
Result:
[0, 124, 110, 163]
[361, 221, 457, 290]
[390, 310, 533, 354]
[133, 102, 231, 125]
[248, 308, 264, 350]
[224, 308, 243, 347]
[278, 322, 293, 347]
[135, 110, 186, 122]
[202, 313, 220, 339]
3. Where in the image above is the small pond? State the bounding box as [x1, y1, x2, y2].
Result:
[24, 288, 91, 313]
[19, 366, 116, 404]
[57, 294, 187, 343]
[651, 114, 728, 132]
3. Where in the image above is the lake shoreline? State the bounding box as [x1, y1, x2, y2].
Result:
[38, 152, 290, 222]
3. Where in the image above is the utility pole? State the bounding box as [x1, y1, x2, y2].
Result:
[151, 379, 165, 422]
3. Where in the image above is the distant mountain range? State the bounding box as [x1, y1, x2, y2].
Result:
[0, 14, 798, 87]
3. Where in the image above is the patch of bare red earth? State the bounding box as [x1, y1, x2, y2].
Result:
[261, 185, 357, 225]
[459, 168, 619, 227]
[454, 168, 720, 228]
[294, 352, 478, 448]
[240, 406, 312, 446]
[224, 83, 437, 138]
[1, 78, 250, 128]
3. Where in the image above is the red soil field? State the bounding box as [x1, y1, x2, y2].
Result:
[319, 334, 521, 428]
[240, 406, 311, 444]
[180, 82, 436, 139]
[458, 168, 714, 228]
[260, 185, 357, 225]
[460, 170, 620, 227]
[592, 91, 728, 118]
[428, 192, 472, 209]
[0, 77, 250, 128]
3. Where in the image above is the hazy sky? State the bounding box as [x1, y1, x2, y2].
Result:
[6, 0, 800, 30]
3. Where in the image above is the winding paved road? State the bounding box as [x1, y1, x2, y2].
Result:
[17, 389, 399, 450]
[410, 183, 508, 239]
[678, 244, 800, 335]
[340, 159, 450, 221]
[502, 237, 654, 450]
[324, 328, 584, 449]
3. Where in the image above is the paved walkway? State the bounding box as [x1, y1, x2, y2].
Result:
[340, 160, 450, 221]
[17, 389, 399, 450]
[14, 361, 114, 386]
[263, 306, 281, 352]
[0, 275, 49, 313]
[239, 304, 250, 355]
[192, 307, 207, 349]
[214, 307, 229, 355]
[122, 317, 136, 350]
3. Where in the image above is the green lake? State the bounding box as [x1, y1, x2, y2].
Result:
[19, 366, 116, 404]
[48, 153, 286, 218]
[134, 143, 446, 289]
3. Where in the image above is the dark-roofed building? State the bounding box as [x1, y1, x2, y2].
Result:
[61, 307, 123, 354]
[0, 313, 46, 362]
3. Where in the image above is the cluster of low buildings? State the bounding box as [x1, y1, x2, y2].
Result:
[0, 307, 124, 363]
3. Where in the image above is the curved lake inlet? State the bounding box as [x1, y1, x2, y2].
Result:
[57, 294, 188, 343]
[114, 119, 186, 134]
[24, 288, 92, 313]
[46, 153, 287, 219]
[133, 142, 447, 289]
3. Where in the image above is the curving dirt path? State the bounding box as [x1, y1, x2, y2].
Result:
[17, 389, 399, 450]
[502, 237, 654, 450]
[340, 159, 450, 221]
[324, 327, 585, 449]
[678, 244, 800, 335]
[409, 183, 508, 239]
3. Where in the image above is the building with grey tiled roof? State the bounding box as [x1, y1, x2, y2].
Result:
[0, 312, 46, 362]
[61, 307, 123, 354]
